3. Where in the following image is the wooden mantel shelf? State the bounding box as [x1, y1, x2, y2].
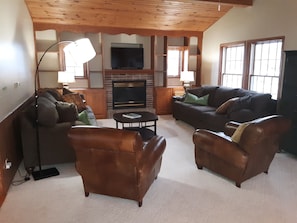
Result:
[105, 69, 154, 75]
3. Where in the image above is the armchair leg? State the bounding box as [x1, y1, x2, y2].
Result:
[138, 200, 143, 207]
[235, 182, 241, 188]
[83, 181, 89, 197]
[196, 163, 203, 170]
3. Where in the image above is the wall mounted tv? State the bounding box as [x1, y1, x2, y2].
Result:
[111, 47, 144, 70]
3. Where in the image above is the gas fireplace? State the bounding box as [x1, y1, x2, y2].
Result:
[112, 80, 146, 109]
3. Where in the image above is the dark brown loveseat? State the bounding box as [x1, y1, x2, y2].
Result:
[20, 89, 98, 172]
[173, 86, 276, 132]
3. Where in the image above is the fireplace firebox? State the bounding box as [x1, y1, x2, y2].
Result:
[112, 80, 146, 109]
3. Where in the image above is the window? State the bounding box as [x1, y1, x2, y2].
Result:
[167, 46, 188, 77]
[219, 37, 284, 99]
[249, 39, 283, 99]
[221, 44, 245, 88]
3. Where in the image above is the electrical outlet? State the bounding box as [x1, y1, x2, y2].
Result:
[4, 159, 12, 170]
[14, 82, 21, 88]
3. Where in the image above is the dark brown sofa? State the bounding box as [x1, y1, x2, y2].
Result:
[20, 89, 98, 172]
[173, 86, 277, 131]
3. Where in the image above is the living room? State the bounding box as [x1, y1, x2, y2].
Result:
[1, 0, 297, 222]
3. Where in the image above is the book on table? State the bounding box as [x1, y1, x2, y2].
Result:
[122, 113, 142, 119]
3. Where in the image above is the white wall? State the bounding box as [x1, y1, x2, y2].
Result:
[202, 0, 297, 85]
[0, 0, 35, 122]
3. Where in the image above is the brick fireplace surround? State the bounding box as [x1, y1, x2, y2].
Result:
[104, 73, 155, 118]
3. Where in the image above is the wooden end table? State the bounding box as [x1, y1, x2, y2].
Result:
[113, 111, 158, 141]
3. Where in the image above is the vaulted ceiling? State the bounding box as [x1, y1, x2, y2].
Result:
[25, 0, 253, 36]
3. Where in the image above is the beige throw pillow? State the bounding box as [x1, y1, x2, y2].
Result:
[216, 97, 239, 114]
[231, 122, 250, 143]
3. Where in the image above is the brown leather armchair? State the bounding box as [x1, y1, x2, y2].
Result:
[68, 126, 166, 207]
[193, 115, 291, 188]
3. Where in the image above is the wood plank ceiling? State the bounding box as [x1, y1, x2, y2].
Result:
[25, 0, 252, 36]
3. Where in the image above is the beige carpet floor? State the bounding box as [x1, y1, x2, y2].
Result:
[0, 115, 297, 223]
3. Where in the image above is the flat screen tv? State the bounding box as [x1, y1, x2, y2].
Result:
[111, 47, 144, 70]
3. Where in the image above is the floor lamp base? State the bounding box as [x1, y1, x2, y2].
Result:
[32, 167, 60, 181]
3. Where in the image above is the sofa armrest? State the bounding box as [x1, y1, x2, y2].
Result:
[139, 135, 166, 172]
[224, 121, 241, 136]
[193, 129, 248, 169]
[21, 112, 74, 169]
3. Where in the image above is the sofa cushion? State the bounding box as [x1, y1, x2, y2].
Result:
[184, 93, 209, 105]
[251, 94, 272, 114]
[210, 87, 239, 107]
[39, 91, 58, 103]
[189, 105, 216, 113]
[188, 86, 218, 98]
[228, 108, 256, 122]
[27, 97, 59, 127]
[236, 88, 254, 97]
[227, 95, 252, 113]
[38, 88, 63, 101]
[187, 88, 204, 97]
[55, 101, 78, 123]
[216, 97, 240, 114]
[200, 111, 230, 131]
[62, 93, 86, 112]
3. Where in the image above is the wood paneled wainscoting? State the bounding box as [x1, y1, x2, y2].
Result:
[0, 98, 32, 207]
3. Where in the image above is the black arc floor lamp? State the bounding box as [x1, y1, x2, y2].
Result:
[32, 38, 96, 180]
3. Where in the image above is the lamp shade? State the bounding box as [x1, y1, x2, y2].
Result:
[63, 38, 96, 64]
[180, 71, 195, 82]
[58, 71, 75, 84]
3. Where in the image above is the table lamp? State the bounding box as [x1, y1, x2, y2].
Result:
[180, 71, 194, 91]
[58, 71, 75, 89]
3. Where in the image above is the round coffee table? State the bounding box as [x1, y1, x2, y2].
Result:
[113, 111, 158, 141]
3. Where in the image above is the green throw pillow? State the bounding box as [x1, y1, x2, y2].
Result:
[78, 110, 91, 125]
[184, 93, 209, 105]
